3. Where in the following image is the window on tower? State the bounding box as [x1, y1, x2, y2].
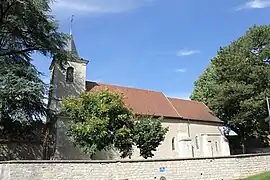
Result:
[172, 137, 175, 151]
[66, 67, 74, 83]
[195, 136, 199, 149]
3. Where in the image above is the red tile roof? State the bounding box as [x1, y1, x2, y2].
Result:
[86, 81, 222, 123]
[168, 97, 220, 122]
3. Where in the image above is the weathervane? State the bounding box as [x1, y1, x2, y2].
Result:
[70, 15, 74, 35]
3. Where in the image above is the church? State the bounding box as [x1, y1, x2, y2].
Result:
[48, 33, 230, 160]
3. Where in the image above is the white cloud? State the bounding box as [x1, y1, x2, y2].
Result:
[175, 68, 187, 73]
[50, 0, 153, 18]
[176, 49, 200, 56]
[236, 0, 270, 10]
[166, 92, 191, 100]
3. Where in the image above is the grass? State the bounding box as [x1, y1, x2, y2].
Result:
[243, 172, 270, 180]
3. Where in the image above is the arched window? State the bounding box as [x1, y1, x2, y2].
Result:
[66, 67, 74, 83]
[172, 137, 175, 151]
[195, 136, 199, 149]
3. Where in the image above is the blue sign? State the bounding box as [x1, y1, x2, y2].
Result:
[160, 167, 165, 173]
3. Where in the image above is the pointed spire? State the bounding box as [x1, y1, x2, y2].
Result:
[69, 35, 78, 56]
[65, 15, 78, 56]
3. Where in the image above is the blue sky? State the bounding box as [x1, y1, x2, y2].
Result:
[33, 0, 270, 100]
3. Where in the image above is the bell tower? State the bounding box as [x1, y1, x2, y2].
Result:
[48, 15, 88, 112]
[47, 16, 90, 160]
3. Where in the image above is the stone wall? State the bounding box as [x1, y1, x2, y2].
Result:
[1, 153, 270, 180]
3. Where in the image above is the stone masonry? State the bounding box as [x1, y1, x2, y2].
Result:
[1, 153, 270, 180]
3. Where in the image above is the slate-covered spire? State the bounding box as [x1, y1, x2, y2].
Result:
[65, 15, 78, 56]
[65, 35, 78, 56]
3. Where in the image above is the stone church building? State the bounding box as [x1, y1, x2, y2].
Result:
[48, 34, 230, 160]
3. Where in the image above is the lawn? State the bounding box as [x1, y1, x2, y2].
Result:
[243, 172, 270, 180]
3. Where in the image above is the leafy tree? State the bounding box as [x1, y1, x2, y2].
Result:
[62, 89, 168, 159]
[132, 116, 168, 158]
[191, 25, 270, 152]
[0, 0, 71, 122]
[0, 0, 71, 159]
[0, 0, 70, 61]
[0, 58, 47, 124]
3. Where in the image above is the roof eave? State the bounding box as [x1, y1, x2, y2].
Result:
[135, 113, 223, 124]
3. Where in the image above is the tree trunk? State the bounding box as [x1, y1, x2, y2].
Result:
[42, 124, 50, 160]
[241, 143, 246, 154]
[241, 137, 247, 154]
[42, 119, 57, 160]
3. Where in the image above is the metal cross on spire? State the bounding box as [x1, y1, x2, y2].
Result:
[70, 15, 75, 35]
[66, 15, 78, 56]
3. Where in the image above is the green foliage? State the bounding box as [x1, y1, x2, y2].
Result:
[133, 116, 168, 158]
[0, 0, 71, 124]
[62, 89, 168, 159]
[191, 25, 270, 148]
[0, 58, 47, 123]
[246, 172, 270, 180]
[0, 1, 71, 160]
[0, 0, 70, 63]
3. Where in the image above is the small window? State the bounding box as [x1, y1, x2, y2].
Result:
[66, 67, 74, 83]
[195, 136, 199, 149]
[215, 142, 218, 152]
[172, 137, 175, 151]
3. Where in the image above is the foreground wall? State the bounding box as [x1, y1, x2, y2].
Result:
[1, 153, 270, 180]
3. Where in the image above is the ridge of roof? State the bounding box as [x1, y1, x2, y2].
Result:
[86, 81, 205, 105]
[167, 96, 202, 104]
[86, 81, 162, 94]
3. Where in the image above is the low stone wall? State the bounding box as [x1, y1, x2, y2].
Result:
[1, 153, 270, 180]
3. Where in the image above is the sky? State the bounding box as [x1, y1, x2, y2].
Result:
[32, 0, 270, 100]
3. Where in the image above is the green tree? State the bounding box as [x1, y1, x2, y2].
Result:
[0, 58, 47, 124]
[0, 0, 70, 61]
[0, 0, 71, 159]
[0, 0, 71, 123]
[191, 25, 270, 152]
[62, 89, 168, 159]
